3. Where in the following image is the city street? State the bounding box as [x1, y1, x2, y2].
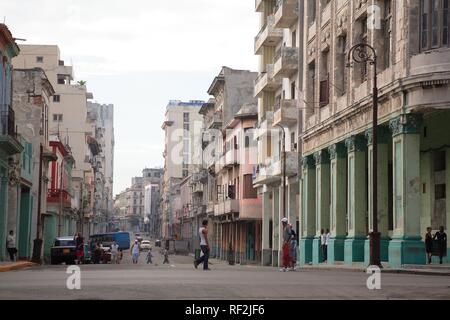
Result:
[0, 250, 449, 300]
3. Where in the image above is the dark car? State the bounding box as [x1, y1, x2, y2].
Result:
[50, 237, 76, 265]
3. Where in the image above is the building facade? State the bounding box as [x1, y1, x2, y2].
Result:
[298, 0, 450, 267]
[161, 100, 204, 239]
[143, 168, 162, 237]
[253, 0, 301, 267]
[0, 24, 23, 261]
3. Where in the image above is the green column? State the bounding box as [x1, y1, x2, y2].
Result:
[388, 114, 426, 267]
[364, 128, 391, 265]
[344, 135, 367, 265]
[272, 186, 280, 267]
[262, 191, 272, 266]
[0, 166, 8, 261]
[327, 143, 347, 264]
[312, 150, 330, 264]
[299, 155, 315, 265]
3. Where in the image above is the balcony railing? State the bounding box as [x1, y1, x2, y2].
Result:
[0, 104, 16, 137]
[254, 15, 283, 55]
[273, 46, 299, 78]
[206, 112, 222, 130]
[47, 189, 72, 205]
[224, 149, 239, 168]
[274, 0, 299, 28]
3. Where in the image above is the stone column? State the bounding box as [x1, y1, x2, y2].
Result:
[364, 127, 390, 265]
[288, 182, 299, 230]
[344, 135, 367, 265]
[388, 114, 426, 267]
[272, 186, 280, 267]
[262, 191, 272, 266]
[299, 155, 316, 265]
[312, 150, 330, 264]
[327, 143, 347, 264]
[446, 148, 450, 262]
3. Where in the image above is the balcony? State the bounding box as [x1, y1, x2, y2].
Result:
[192, 182, 204, 194]
[224, 149, 239, 168]
[273, 100, 298, 126]
[255, 111, 274, 138]
[47, 189, 72, 207]
[255, 0, 264, 12]
[253, 152, 299, 186]
[273, 46, 299, 78]
[274, 0, 299, 28]
[214, 199, 239, 216]
[254, 65, 282, 97]
[254, 15, 283, 55]
[206, 112, 222, 130]
[0, 104, 23, 155]
[215, 154, 225, 173]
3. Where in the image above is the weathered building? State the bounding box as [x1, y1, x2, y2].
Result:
[161, 100, 204, 239]
[143, 168, 163, 237]
[253, 0, 301, 267]
[298, 0, 450, 267]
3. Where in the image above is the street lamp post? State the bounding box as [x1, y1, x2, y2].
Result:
[347, 43, 381, 267]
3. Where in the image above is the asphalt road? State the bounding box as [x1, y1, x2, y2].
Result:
[0, 250, 449, 300]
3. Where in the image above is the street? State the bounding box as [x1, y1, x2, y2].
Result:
[0, 250, 449, 300]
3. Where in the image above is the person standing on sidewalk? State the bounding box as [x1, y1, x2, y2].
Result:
[110, 241, 119, 264]
[320, 229, 326, 263]
[74, 233, 84, 265]
[433, 226, 447, 264]
[425, 227, 433, 264]
[194, 220, 211, 271]
[324, 229, 330, 263]
[6, 230, 17, 262]
[280, 218, 292, 272]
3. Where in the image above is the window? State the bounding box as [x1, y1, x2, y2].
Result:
[319, 51, 330, 107]
[267, 134, 272, 158]
[291, 81, 296, 100]
[243, 174, 257, 199]
[308, 0, 316, 25]
[36, 56, 43, 63]
[53, 114, 63, 122]
[421, 0, 450, 50]
[307, 61, 316, 106]
[336, 34, 348, 96]
[360, 17, 368, 82]
[383, 0, 392, 69]
[291, 132, 297, 151]
[292, 30, 297, 47]
[183, 112, 189, 123]
[53, 95, 60, 103]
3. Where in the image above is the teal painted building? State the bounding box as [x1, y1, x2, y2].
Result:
[0, 23, 22, 261]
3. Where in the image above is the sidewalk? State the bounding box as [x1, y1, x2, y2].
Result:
[0, 261, 38, 273]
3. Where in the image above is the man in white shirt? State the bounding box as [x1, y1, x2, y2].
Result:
[6, 230, 17, 262]
[110, 241, 119, 264]
[194, 220, 211, 270]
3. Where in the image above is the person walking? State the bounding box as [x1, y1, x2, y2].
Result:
[194, 220, 211, 270]
[110, 241, 119, 264]
[131, 240, 140, 264]
[320, 229, 326, 263]
[6, 230, 17, 262]
[74, 233, 84, 265]
[280, 218, 292, 272]
[324, 229, 330, 263]
[433, 226, 447, 264]
[163, 248, 170, 264]
[146, 248, 154, 264]
[425, 227, 433, 264]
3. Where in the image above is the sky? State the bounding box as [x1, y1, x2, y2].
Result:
[2, 0, 259, 195]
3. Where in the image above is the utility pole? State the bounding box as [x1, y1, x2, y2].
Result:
[31, 144, 43, 263]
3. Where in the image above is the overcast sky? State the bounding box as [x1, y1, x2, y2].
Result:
[2, 0, 259, 195]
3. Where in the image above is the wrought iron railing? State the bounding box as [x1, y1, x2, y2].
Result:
[0, 104, 17, 137]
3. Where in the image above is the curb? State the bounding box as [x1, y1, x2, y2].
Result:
[0, 262, 38, 273]
[299, 266, 450, 276]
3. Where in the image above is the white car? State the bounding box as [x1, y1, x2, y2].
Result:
[140, 240, 152, 251]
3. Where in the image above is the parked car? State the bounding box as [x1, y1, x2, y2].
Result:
[140, 240, 152, 251]
[50, 237, 76, 265]
[155, 239, 161, 247]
